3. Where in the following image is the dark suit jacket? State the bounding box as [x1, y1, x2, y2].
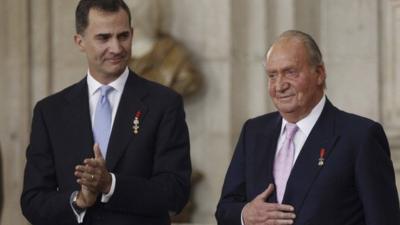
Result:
[216, 99, 400, 225]
[21, 71, 191, 225]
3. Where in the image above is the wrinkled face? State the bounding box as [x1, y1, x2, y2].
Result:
[74, 8, 133, 82]
[266, 38, 325, 122]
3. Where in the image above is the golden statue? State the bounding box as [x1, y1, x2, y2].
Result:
[130, 33, 201, 96]
[128, 0, 201, 96]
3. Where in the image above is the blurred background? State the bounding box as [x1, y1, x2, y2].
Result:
[0, 0, 399, 224]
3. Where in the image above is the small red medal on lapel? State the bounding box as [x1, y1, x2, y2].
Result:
[132, 111, 142, 135]
[318, 148, 326, 166]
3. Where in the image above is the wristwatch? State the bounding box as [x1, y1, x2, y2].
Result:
[72, 192, 86, 214]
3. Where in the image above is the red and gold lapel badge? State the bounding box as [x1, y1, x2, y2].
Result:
[132, 111, 142, 135]
[318, 148, 326, 166]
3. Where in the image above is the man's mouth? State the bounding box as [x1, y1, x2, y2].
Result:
[278, 95, 294, 99]
[107, 56, 125, 64]
[276, 95, 295, 102]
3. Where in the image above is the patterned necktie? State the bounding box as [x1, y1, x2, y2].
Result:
[93, 85, 113, 158]
[273, 123, 298, 203]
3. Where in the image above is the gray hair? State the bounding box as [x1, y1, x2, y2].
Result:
[271, 30, 324, 67]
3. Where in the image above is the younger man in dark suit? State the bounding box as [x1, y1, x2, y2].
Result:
[216, 30, 400, 225]
[21, 0, 191, 224]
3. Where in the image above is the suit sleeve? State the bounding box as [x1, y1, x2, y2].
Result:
[215, 121, 249, 225]
[20, 102, 77, 225]
[104, 94, 191, 215]
[355, 122, 400, 225]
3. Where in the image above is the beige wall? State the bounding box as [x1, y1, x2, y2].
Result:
[0, 0, 30, 224]
[0, 0, 399, 224]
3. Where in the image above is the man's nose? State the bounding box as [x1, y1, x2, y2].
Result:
[275, 76, 289, 92]
[109, 39, 123, 54]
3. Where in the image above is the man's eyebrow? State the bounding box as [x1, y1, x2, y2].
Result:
[95, 33, 111, 38]
[118, 31, 131, 36]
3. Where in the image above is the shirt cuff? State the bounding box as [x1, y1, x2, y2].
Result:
[70, 191, 86, 223]
[101, 172, 116, 203]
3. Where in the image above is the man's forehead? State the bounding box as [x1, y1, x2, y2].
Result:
[87, 8, 130, 25]
[267, 40, 306, 63]
[88, 6, 124, 16]
[84, 8, 131, 34]
[271, 38, 304, 53]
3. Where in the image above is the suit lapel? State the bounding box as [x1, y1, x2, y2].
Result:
[106, 71, 148, 171]
[283, 99, 340, 214]
[64, 78, 94, 162]
[253, 114, 281, 202]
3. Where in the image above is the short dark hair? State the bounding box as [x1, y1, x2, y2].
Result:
[75, 0, 132, 35]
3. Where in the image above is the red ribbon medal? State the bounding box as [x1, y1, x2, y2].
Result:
[318, 148, 326, 166]
[132, 111, 142, 134]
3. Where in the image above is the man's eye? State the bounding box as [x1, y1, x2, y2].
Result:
[287, 70, 297, 76]
[268, 73, 277, 79]
[119, 34, 129, 40]
[97, 35, 109, 41]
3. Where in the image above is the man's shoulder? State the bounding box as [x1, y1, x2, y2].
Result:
[334, 106, 379, 129]
[325, 102, 385, 138]
[129, 71, 183, 105]
[136, 73, 179, 97]
[35, 78, 85, 110]
[250, 112, 281, 122]
[243, 111, 281, 131]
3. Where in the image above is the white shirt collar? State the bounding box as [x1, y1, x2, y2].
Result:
[87, 67, 129, 96]
[281, 95, 326, 136]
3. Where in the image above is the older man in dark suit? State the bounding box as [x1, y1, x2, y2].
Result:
[20, 1, 191, 224]
[216, 30, 400, 225]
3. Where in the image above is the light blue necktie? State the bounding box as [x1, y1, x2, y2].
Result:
[93, 85, 113, 158]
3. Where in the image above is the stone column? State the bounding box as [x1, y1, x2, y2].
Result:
[267, 0, 296, 35]
[231, 0, 270, 144]
[31, 0, 52, 105]
[161, 0, 233, 222]
[0, 0, 30, 224]
[50, 1, 86, 92]
[294, 0, 321, 43]
[380, 0, 400, 189]
[320, 0, 380, 120]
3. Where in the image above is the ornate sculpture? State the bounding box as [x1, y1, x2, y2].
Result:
[130, 33, 201, 96]
[127, 0, 201, 97]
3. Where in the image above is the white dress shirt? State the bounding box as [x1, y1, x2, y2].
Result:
[275, 95, 326, 164]
[87, 67, 129, 127]
[72, 67, 129, 223]
[241, 95, 326, 225]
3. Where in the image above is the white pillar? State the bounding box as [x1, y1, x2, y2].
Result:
[0, 0, 31, 224]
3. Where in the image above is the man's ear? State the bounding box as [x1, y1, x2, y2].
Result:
[315, 64, 326, 86]
[74, 34, 85, 52]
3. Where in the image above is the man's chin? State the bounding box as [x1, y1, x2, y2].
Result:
[105, 65, 126, 77]
[274, 103, 296, 114]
